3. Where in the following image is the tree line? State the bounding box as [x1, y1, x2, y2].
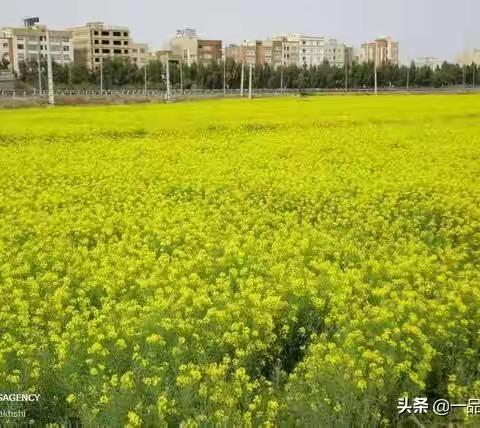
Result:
[17, 57, 478, 90]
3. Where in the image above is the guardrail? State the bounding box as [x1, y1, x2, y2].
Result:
[1, 86, 479, 99]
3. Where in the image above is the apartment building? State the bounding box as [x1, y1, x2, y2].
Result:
[456, 49, 480, 65]
[225, 40, 282, 67]
[0, 33, 13, 70]
[171, 29, 222, 66]
[225, 41, 260, 66]
[0, 23, 74, 74]
[130, 42, 149, 67]
[258, 40, 283, 67]
[297, 35, 326, 67]
[271, 34, 350, 68]
[279, 36, 300, 67]
[70, 22, 147, 69]
[149, 50, 182, 65]
[198, 39, 222, 64]
[360, 37, 399, 65]
[323, 39, 351, 67]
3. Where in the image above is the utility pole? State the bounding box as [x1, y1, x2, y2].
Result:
[473, 63, 476, 88]
[37, 43, 42, 94]
[180, 58, 184, 94]
[100, 56, 104, 94]
[248, 64, 253, 99]
[406, 62, 410, 90]
[144, 63, 147, 94]
[345, 61, 348, 91]
[374, 41, 378, 96]
[223, 57, 227, 95]
[280, 66, 284, 92]
[166, 53, 171, 100]
[45, 29, 55, 105]
[240, 62, 244, 97]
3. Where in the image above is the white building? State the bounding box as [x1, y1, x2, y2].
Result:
[324, 38, 350, 67]
[1, 24, 74, 74]
[0, 32, 13, 70]
[273, 34, 350, 68]
[414, 57, 442, 70]
[298, 35, 326, 67]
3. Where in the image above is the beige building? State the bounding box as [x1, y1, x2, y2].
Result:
[360, 37, 399, 65]
[69, 22, 148, 69]
[0, 24, 74, 74]
[170, 29, 222, 66]
[456, 49, 480, 65]
[258, 40, 283, 67]
[149, 50, 182, 65]
[198, 39, 222, 64]
[130, 42, 149, 67]
[225, 40, 282, 67]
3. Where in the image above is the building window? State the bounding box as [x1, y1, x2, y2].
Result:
[63, 46, 70, 51]
[124, 49, 128, 54]
[101, 40, 110, 45]
[17, 44, 25, 50]
[94, 48, 99, 53]
[132, 49, 137, 53]
[114, 49, 121, 54]
[113, 32, 121, 37]
[124, 41, 128, 45]
[3, 43, 8, 48]
[123, 32, 128, 37]
[95, 58, 100, 62]
[113, 40, 121, 45]
[94, 40, 99, 44]
[101, 31, 109, 36]
[102, 48, 110, 54]
[94, 31, 99, 35]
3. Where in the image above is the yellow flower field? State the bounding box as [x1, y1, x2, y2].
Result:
[0, 95, 479, 426]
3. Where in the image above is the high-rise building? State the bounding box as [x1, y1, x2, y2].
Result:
[360, 37, 399, 65]
[0, 21, 74, 75]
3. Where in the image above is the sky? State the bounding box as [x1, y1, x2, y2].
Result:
[1, 0, 479, 62]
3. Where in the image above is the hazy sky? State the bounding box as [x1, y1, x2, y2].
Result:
[2, 0, 479, 62]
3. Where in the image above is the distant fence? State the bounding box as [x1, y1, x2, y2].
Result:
[1, 86, 479, 100]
